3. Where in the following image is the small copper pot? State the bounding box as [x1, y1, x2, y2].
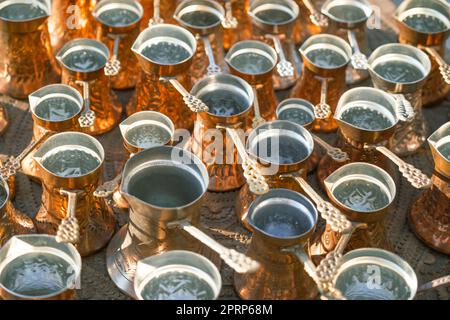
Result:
[93, 0, 144, 90]
[290, 34, 352, 133]
[395, 0, 450, 107]
[0, 235, 81, 300]
[56, 38, 122, 135]
[0, 0, 59, 99]
[409, 121, 450, 255]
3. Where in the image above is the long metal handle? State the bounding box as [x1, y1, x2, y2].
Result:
[390, 94, 414, 122]
[266, 34, 294, 78]
[225, 127, 269, 195]
[347, 30, 368, 70]
[75, 80, 95, 127]
[418, 275, 450, 293]
[312, 134, 349, 162]
[314, 77, 332, 119]
[302, 0, 328, 27]
[149, 0, 163, 26]
[94, 173, 122, 198]
[104, 35, 121, 77]
[56, 189, 81, 244]
[168, 220, 260, 273]
[423, 47, 450, 84]
[375, 146, 432, 189]
[162, 78, 209, 113]
[0, 130, 52, 180]
[291, 176, 352, 234]
[202, 36, 221, 75]
[251, 86, 265, 128]
[221, 0, 238, 29]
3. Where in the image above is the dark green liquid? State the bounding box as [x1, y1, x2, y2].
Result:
[230, 52, 274, 74]
[0, 252, 75, 297]
[374, 60, 424, 83]
[278, 108, 314, 126]
[255, 9, 293, 24]
[403, 14, 448, 33]
[127, 165, 204, 208]
[0, 184, 6, 208]
[180, 11, 221, 27]
[98, 8, 140, 27]
[333, 179, 390, 212]
[335, 263, 412, 300]
[0, 3, 46, 20]
[201, 90, 248, 116]
[42, 149, 101, 177]
[62, 49, 107, 72]
[252, 135, 310, 164]
[438, 142, 450, 161]
[141, 41, 191, 65]
[306, 48, 347, 68]
[340, 107, 393, 130]
[328, 4, 367, 22]
[35, 97, 80, 122]
[125, 124, 171, 149]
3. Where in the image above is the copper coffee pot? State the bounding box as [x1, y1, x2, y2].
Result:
[0, 234, 81, 300]
[225, 40, 278, 122]
[106, 146, 259, 297]
[249, 0, 301, 90]
[93, 0, 144, 90]
[190, 73, 255, 192]
[409, 121, 450, 254]
[173, 0, 225, 82]
[48, 0, 98, 54]
[219, 0, 252, 51]
[0, 0, 59, 99]
[134, 250, 222, 300]
[21, 84, 83, 183]
[276, 98, 349, 173]
[290, 34, 352, 133]
[321, 0, 373, 84]
[32, 132, 116, 256]
[138, 0, 177, 30]
[127, 24, 209, 131]
[56, 38, 122, 135]
[310, 162, 396, 262]
[395, 0, 450, 107]
[293, 0, 328, 44]
[360, 43, 432, 156]
[0, 176, 35, 247]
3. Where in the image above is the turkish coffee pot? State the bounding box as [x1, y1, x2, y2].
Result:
[93, 0, 144, 90]
[395, 0, 450, 107]
[0, 0, 59, 99]
[106, 146, 259, 296]
[173, 0, 225, 82]
[409, 121, 450, 255]
[293, 0, 328, 44]
[32, 132, 116, 256]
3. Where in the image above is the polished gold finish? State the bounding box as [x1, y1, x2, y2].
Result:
[290, 34, 352, 132]
[33, 132, 116, 257]
[0, 0, 59, 99]
[94, 0, 144, 90]
[395, 0, 450, 107]
[409, 121, 450, 254]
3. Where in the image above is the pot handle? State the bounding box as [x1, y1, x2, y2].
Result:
[391, 94, 414, 122]
[202, 36, 221, 76]
[221, 0, 238, 29]
[265, 34, 294, 78]
[94, 173, 122, 198]
[312, 134, 349, 162]
[422, 47, 450, 84]
[75, 80, 96, 128]
[288, 175, 353, 234]
[56, 189, 81, 244]
[314, 77, 332, 119]
[224, 127, 269, 195]
[104, 35, 122, 77]
[168, 219, 260, 273]
[418, 274, 450, 293]
[347, 30, 368, 70]
[0, 130, 52, 180]
[148, 0, 163, 26]
[373, 146, 432, 189]
[302, 0, 328, 27]
[251, 86, 265, 128]
[161, 77, 209, 113]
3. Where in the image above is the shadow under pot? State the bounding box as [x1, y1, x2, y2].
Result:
[309, 162, 396, 263]
[134, 250, 222, 300]
[173, 0, 226, 83]
[0, 0, 59, 99]
[127, 23, 206, 131]
[409, 121, 450, 255]
[56, 38, 123, 135]
[93, 0, 144, 90]
[290, 34, 352, 133]
[32, 132, 116, 257]
[106, 146, 259, 297]
[395, 0, 450, 107]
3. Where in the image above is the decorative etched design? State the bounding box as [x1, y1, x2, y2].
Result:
[56, 190, 81, 244]
[222, 1, 238, 29]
